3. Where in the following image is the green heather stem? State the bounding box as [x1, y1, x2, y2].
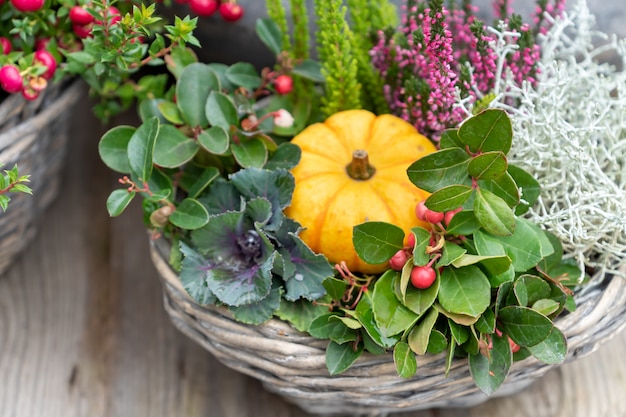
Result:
[314, 0, 361, 116]
[290, 0, 310, 60]
[265, 0, 292, 54]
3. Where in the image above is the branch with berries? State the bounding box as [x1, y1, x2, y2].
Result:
[0, 164, 32, 212]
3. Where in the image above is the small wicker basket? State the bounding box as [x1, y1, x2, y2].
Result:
[149, 237, 626, 416]
[0, 80, 84, 276]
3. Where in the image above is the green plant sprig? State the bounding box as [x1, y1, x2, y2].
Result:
[301, 109, 583, 393]
[0, 164, 32, 212]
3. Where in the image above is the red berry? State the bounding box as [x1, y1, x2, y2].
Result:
[10, 0, 44, 12]
[405, 232, 416, 249]
[219, 2, 244, 22]
[34, 37, 49, 51]
[69, 6, 94, 26]
[415, 201, 428, 221]
[410, 265, 436, 289]
[389, 250, 408, 271]
[34, 50, 57, 80]
[424, 209, 444, 224]
[443, 208, 459, 226]
[274, 74, 293, 95]
[0, 65, 23, 93]
[508, 337, 521, 353]
[0, 37, 11, 54]
[189, 0, 218, 16]
[22, 87, 39, 101]
[73, 23, 93, 39]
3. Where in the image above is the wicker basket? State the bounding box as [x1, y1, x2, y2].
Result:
[149, 237, 626, 416]
[0, 80, 84, 276]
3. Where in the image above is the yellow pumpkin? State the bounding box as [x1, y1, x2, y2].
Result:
[285, 109, 437, 274]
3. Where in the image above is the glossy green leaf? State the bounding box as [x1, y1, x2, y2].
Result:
[177, 63, 220, 128]
[394, 342, 417, 378]
[187, 167, 220, 199]
[225, 62, 262, 90]
[179, 242, 216, 305]
[439, 128, 463, 149]
[474, 187, 516, 236]
[445, 210, 481, 235]
[407, 148, 471, 193]
[469, 332, 512, 395]
[198, 126, 230, 155]
[275, 298, 331, 333]
[372, 270, 419, 337]
[255, 18, 283, 55]
[526, 326, 567, 364]
[427, 330, 449, 354]
[353, 221, 405, 264]
[425, 184, 473, 212]
[265, 142, 301, 170]
[106, 189, 134, 217]
[128, 117, 159, 183]
[326, 341, 364, 375]
[474, 308, 496, 334]
[355, 291, 400, 348]
[309, 314, 358, 344]
[532, 299, 561, 316]
[434, 303, 481, 326]
[153, 124, 199, 168]
[513, 275, 552, 307]
[395, 270, 439, 315]
[408, 307, 438, 355]
[323, 277, 348, 301]
[229, 286, 281, 325]
[169, 198, 209, 230]
[98, 125, 135, 173]
[458, 109, 513, 154]
[329, 315, 362, 330]
[292, 59, 325, 83]
[438, 265, 491, 317]
[157, 101, 185, 125]
[167, 46, 199, 79]
[479, 172, 519, 208]
[508, 164, 541, 215]
[479, 220, 545, 272]
[231, 139, 268, 168]
[437, 242, 467, 267]
[206, 91, 239, 130]
[451, 253, 511, 276]
[498, 306, 553, 347]
[468, 151, 508, 180]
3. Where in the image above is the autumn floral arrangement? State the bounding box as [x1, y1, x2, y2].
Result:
[98, 0, 625, 395]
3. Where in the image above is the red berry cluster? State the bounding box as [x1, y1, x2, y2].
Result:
[68, 4, 121, 39]
[177, 0, 244, 22]
[388, 201, 463, 290]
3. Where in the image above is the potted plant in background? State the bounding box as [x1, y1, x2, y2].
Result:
[0, 0, 198, 275]
[98, 0, 626, 414]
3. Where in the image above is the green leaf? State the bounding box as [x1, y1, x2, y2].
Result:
[275, 298, 330, 333]
[198, 126, 230, 155]
[532, 299, 561, 316]
[352, 221, 405, 265]
[439, 128, 463, 149]
[395, 267, 439, 315]
[497, 306, 553, 347]
[177, 63, 220, 128]
[474, 187, 516, 236]
[98, 125, 135, 173]
[355, 291, 400, 349]
[292, 59, 325, 83]
[438, 266, 491, 317]
[153, 124, 199, 168]
[229, 286, 281, 325]
[427, 330, 449, 354]
[393, 342, 417, 378]
[187, 167, 220, 199]
[513, 275, 551, 307]
[410, 226, 432, 266]
[169, 198, 209, 230]
[309, 314, 357, 344]
[157, 101, 185, 125]
[445, 210, 481, 235]
[225, 62, 262, 90]
[468, 151, 508, 180]
[206, 91, 239, 130]
[326, 341, 363, 375]
[469, 332, 512, 395]
[255, 18, 283, 55]
[179, 242, 216, 305]
[479, 172, 519, 208]
[231, 139, 268, 168]
[265, 142, 301, 170]
[474, 308, 496, 334]
[450, 253, 511, 276]
[280, 232, 331, 302]
[407, 148, 471, 193]
[434, 303, 481, 326]
[458, 109, 513, 154]
[508, 164, 541, 215]
[526, 326, 567, 364]
[478, 220, 545, 272]
[407, 307, 438, 355]
[127, 117, 159, 183]
[106, 189, 135, 217]
[437, 242, 467, 267]
[167, 46, 199, 79]
[372, 270, 419, 337]
[330, 315, 362, 330]
[323, 277, 348, 301]
[425, 184, 473, 212]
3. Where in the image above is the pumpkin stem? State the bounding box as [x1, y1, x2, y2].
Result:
[347, 150, 375, 180]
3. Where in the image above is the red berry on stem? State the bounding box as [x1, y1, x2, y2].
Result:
[415, 201, 428, 221]
[219, 2, 244, 22]
[389, 250, 408, 271]
[424, 209, 444, 224]
[69, 6, 94, 26]
[34, 50, 57, 80]
[410, 265, 436, 289]
[274, 74, 293, 95]
[189, 0, 218, 16]
[22, 87, 39, 101]
[508, 337, 521, 353]
[0, 37, 11, 54]
[405, 232, 416, 249]
[73, 23, 93, 39]
[444, 207, 462, 226]
[10, 0, 44, 12]
[0, 65, 23, 93]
